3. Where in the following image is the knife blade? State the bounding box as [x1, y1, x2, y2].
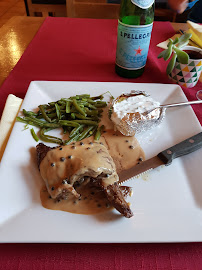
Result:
[118, 132, 202, 184]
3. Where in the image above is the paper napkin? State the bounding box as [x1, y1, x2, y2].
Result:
[157, 34, 181, 49]
[157, 21, 202, 49]
[186, 20, 202, 48]
[0, 95, 23, 161]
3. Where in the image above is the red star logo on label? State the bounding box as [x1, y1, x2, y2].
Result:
[134, 46, 143, 56]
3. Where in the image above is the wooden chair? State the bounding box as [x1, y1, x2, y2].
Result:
[24, 0, 67, 17]
[66, 0, 177, 21]
[66, 0, 120, 19]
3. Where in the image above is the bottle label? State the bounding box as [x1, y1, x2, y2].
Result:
[131, 0, 154, 9]
[116, 21, 153, 70]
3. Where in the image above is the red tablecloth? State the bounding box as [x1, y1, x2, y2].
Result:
[0, 17, 202, 269]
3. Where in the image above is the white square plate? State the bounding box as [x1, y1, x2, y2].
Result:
[0, 81, 202, 243]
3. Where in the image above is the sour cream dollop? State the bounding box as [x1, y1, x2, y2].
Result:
[111, 94, 160, 125]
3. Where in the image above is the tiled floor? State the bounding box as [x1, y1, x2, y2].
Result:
[0, 0, 26, 28]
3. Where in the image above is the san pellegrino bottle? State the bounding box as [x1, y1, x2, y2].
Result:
[115, 0, 155, 78]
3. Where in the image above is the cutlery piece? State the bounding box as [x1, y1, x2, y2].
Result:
[160, 99, 202, 109]
[145, 99, 202, 115]
[118, 132, 202, 184]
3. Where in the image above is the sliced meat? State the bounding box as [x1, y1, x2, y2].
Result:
[105, 183, 133, 218]
[91, 178, 133, 218]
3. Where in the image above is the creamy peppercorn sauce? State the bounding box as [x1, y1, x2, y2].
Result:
[40, 108, 145, 215]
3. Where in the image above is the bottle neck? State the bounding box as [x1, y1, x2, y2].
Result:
[119, 0, 155, 26]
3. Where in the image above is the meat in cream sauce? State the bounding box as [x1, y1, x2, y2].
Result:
[40, 129, 144, 215]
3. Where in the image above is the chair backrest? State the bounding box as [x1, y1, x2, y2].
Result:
[155, 8, 176, 22]
[66, 0, 120, 19]
[66, 0, 176, 21]
[25, 0, 67, 17]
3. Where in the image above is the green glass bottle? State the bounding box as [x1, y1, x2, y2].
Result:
[115, 0, 155, 78]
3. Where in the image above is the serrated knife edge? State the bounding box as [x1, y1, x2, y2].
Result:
[118, 168, 154, 185]
[118, 156, 165, 185]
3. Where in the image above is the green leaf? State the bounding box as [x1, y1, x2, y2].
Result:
[178, 40, 189, 49]
[157, 50, 167, 59]
[173, 47, 189, 64]
[166, 54, 177, 75]
[172, 37, 179, 45]
[178, 33, 192, 48]
[167, 39, 173, 47]
[178, 33, 192, 44]
[163, 43, 173, 61]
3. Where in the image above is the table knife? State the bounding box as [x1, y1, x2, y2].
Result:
[118, 132, 202, 184]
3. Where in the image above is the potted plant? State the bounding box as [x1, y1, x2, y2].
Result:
[158, 33, 202, 88]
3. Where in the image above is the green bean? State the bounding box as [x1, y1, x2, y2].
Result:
[60, 98, 73, 102]
[76, 94, 90, 98]
[16, 116, 29, 124]
[73, 120, 98, 126]
[23, 109, 38, 117]
[48, 102, 57, 107]
[40, 128, 63, 144]
[78, 126, 94, 140]
[86, 99, 97, 104]
[36, 114, 44, 119]
[64, 133, 80, 145]
[84, 108, 98, 116]
[46, 112, 57, 118]
[69, 124, 84, 138]
[22, 124, 29, 131]
[91, 95, 104, 100]
[58, 105, 66, 111]
[41, 104, 52, 109]
[19, 117, 44, 128]
[71, 113, 76, 119]
[38, 105, 52, 122]
[60, 109, 66, 113]
[86, 126, 97, 138]
[72, 98, 86, 116]
[66, 101, 71, 113]
[16, 117, 39, 127]
[69, 127, 77, 137]
[74, 113, 94, 120]
[59, 120, 80, 127]
[57, 100, 66, 105]
[42, 122, 60, 128]
[23, 116, 60, 128]
[30, 128, 39, 142]
[78, 100, 88, 104]
[88, 104, 97, 110]
[46, 107, 56, 113]
[63, 126, 72, 134]
[55, 103, 61, 120]
[94, 101, 107, 108]
[23, 116, 44, 127]
[94, 125, 104, 141]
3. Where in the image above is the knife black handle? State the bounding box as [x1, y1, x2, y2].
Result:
[157, 132, 202, 166]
